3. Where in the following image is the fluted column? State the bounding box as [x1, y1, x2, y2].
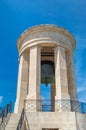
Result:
[14, 52, 29, 113]
[54, 46, 70, 111]
[66, 52, 77, 99]
[25, 46, 41, 111]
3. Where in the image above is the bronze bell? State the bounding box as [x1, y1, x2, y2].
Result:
[41, 61, 55, 86]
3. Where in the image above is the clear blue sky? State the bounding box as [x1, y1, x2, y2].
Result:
[0, 0, 86, 107]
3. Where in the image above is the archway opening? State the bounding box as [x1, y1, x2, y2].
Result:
[41, 60, 55, 111]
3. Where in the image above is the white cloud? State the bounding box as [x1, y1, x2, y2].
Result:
[77, 87, 86, 93]
[78, 91, 86, 103]
[0, 96, 3, 104]
[77, 77, 86, 92]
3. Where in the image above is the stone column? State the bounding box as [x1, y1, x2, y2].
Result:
[66, 52, 77, 99]
[25, 46, 41, 112]
[14, 52, 29, 113]
[51, 83, 55, 111]
[54, 46, 70, 111]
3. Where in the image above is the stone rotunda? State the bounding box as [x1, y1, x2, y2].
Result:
[13, 24, 86, 130]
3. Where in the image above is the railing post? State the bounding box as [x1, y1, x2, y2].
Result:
[25, 99, 42, 112]
[17, 99, 86, 113]
[71, 99, 80, 112]
[0, 102, 12, 130]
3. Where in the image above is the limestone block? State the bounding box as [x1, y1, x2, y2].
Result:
[66, 53, 77, 99]
[54, 46, 70, 101]
[26, 112, 77, 130]
[14, 52, 29, 113]
[28, 46, 41, 96]
[76, 113, 86, 130]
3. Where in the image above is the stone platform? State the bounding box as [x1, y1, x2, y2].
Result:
[25, 112, 86, 130]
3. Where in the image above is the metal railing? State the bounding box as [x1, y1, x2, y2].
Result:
[25, 99, 86, 113]
[24, 111, 30, 130]
[17, 109, 30, 130]
[17, 109, 24, 130]
[0, 102, 12, 130]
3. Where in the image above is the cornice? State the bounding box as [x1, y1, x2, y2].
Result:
[17, 24, 76, 52]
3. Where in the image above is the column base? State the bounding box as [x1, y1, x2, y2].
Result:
[25, 95, 42, 112]
[55, 95, 71, 112]
[14, 99, 24, 113]
[14, 99, 19, 113]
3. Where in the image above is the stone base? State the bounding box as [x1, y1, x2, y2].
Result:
[55, 95, 71, 112]
[25, 95, 42, 112]
[76, 113, 86, 130]
[14, 99, 20, 113]
[14, 99, 24, 113]
[26, 112, 76, 130]
[25, 112, 86, 130]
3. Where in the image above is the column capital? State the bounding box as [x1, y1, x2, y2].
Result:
[54, 45, 73, 55]
[66, 50, 74, 57]
[29, 44, 42, 50]
[54, 45, 64, 49]
[19, 51, 29, 62]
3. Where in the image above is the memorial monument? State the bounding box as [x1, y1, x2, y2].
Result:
[5, 24, 86, 130]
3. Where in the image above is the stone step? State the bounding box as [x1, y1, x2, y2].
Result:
[5, 113, 21, 130]
[5, 128, 17, 130]
[6, 122, 19, 126]
[7, 118, 20, 123]
[8, 118, 20, 121]
[10, 114, 21, 117]
[6, 126, 17, 128]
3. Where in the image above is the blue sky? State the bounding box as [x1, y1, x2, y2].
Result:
[0, 0, 86, 108]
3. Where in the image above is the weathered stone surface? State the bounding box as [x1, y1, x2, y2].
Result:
[17, 25, 76, 55]
[14, 52, 29, 113]
[76, 113, 86, 130]
[66, 52, 77, 99]
[54, 46, 69, 100]
[26, 112, 77, 130]
[13, 25, 85, 130]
